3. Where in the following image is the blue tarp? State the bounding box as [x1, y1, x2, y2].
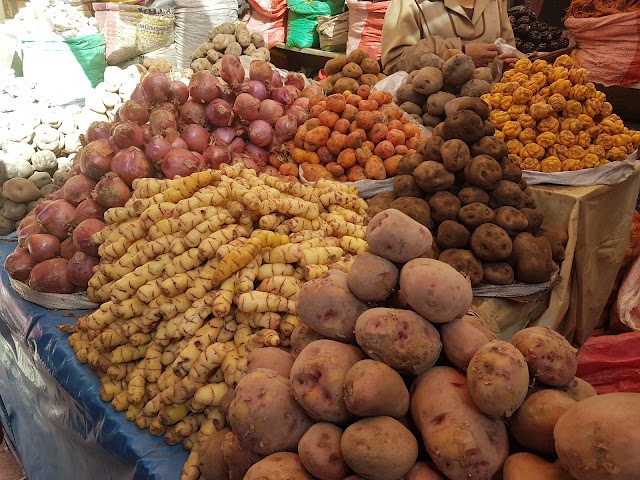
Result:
[0, 240, 188, 480]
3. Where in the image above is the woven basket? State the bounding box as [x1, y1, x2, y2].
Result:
[9, 277, 99, 310]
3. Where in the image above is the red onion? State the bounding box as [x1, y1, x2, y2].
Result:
[27, 233, 61, 262]
[149, 109, 177, 135]
[258, 99, 284, 126]
[161, 149, 204, 179]
[232, 151, 260, 171]
[180, 100, 207, 126]
[247, 120, 273, 148]
[271, 70, 283, 89]
[79, 139, 114, 180]
[92, 173, 132, 208]
[111, 147, 153, 187]
[119, 100, 149, 125]
[142, 72, 170, 104]
[285, 72, 306, 91]
[142, 123, 153, 143]
[245, 143, 269, 167]
[130, 84, 149, 106]
[203, 145, 231, 169]
[228, 137, 246, 153]
[301, 85, 324, 98]
[5, 248, 38, 282]
[28, 258, 76, 294]
[221, 55, 245, 87]
[249, 60, 274, 85]
[206, 99, 234, 127]
[189, 71, 221, 104]
[60, 237, 78, 260]
[181, 124, 211, 153]
[36, 200, 77, 240]
[112, 121, 145, 149]
[246, 80, 269, 101]
[86, 121, 112, 143]
[275, 114, 299, 144]
[157, 102, 179, 116]
[293, 97, 310, 110]
[18, 215, 37, 232]
[63, 174, 97, 205]
[284, 105, 308, 126]
[213, 127, 236, 147]
[168, 81, 189, 105]
[47, 188, 65, 201]
[32, 201, 52, 218]
[73, 218, 105, 257]
[233, 94, 261, 122]
[271, 87, 298, 106]
[70, 199, 106, 227]
[145, 135, 172, 164]
[18, 223, 42, 247]
[67, 251, 100, 287]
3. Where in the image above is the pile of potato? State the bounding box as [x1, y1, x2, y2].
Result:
[283, 87, 425, 182]
[394, 51, 493, 129]
[62, 165, 370, 479]
[483, 55, 640, 172]
[317, 49, 387, 95]
[367, 98, 564, 286]
[190, 22, 269, 74]
[197, 208, 640, 480]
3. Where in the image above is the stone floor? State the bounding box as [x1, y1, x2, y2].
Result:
[0, 439, 26, 480]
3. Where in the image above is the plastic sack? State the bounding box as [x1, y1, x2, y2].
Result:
[565, 12, 640, 87]
[372, 70, 407, 95]
[346, 0, 390, 60]
[317, 12, 349, 52]
[576, 332, 640, 394]
[286, 0, 344, 49]
[246, 10, 287, 48]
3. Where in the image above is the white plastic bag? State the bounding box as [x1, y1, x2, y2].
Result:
[493, 37, 521, 77]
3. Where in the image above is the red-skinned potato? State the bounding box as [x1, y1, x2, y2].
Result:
[341, 416, 418, 480]
[503, 453, 574, 480]
[246, 347, 295, 378]
[411, 367, 509, 480]
[343, 359, 410, 418]
[440, 316, 497, 370]
[291, 324, 326, 358]
[467, 341, 529, 417]
[402, 462, 444, 479]
[198, 428, 231, 480]
[221, 431, 265, 480]
[347, 253, 399, 302]
[355, 307, 441, 375]
[399, 258, 472, 323]
[290, 339, 366, 423]
[366, 209, 433, 263]
[228, 368, 314, 455]
[560, 377, 598, 401]
[297, 270, 368, 343]
[554, 393, 640, 480]
[298, 423, 350, 480]
[244, 452, 315, 480]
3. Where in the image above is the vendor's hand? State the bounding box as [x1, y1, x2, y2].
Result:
[500, 50, 527, 70]
[464, 43, 500, 67]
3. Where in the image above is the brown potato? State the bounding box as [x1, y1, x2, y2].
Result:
[368, 191, 397, 209]
[199, 428, 231, 480]
[427, 92, 457, 116]
[483, 120, 496, 136]
[418, 136, 444, 162]
[343, 62, 363, 79]
[335, 77, 360, 94]
[473, 67, 493, 83]
[429, 191, 462, 223]
[471, 136, 509, 161]
[420, 53, 444, 69]
[397, 153, 425, 176]
[413, 67, 445, 96]
[438, 248, 483, 286]
[355, 308, 442, 375]
[537, 226, 567, 263]
[440, 316, 497, 370]
[366, 209, 434, 263]
[290, 324, 326, 358]
[432, 122, 446, 138]
[511, 233, 555, 284]
[342, 416, 418, 480]
[458, 186, 490, 205]
[394, 175, 423, 198]
[400, 101, 423, 117]
[510, 389, 577, 456]
[490, 181, 526, 209]
[347, 49, 368, 65]
[298, 423, 350, 480]
[343, 359, 410, 417]
[244, 453, 314, 480]
[390, 197, 433, 228]
[290, 339, 366, 423]
[464, 155, 502, 190]
[503, 453, 575, 480]
[359, 74, 380, 87]
[483, 262, 514, 285]
[519, 208, 543, 234]
[347, 252, 399, 302]
[452, 97, 490, 121]
[499, 156, 523, 183]
[470, 223, 512, 262]
[360, 57, 381, 75]
[325, 57, 349, 75]
[458, 202, 495, 230]
[467, 341, 530, 417]
[221, 432, 265, 480]
[442, 54, 475, 86]
[396, 85, 427, 106]
[247, 347, 295, 379]
[441, 139, 471, 172]
[436, 220, 470, 249]
[443, 110, 485, 144]
[414, 161, 456, 193]
[460, 79, 491, 97]
[495, 206, 529, 235]
[422, 114, 443, 128]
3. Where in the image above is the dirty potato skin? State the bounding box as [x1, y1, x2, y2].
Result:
[290, 339, 366, 423]
[228, 368, 314, 455]
[502, 452, 574, 480]
[355, 308, 441, 375]
[560, 377, 598, 401]
[403, 462, 445, 480]
[247, 347, 295, 378]
[347, 252, 399, 302]
[366, 209, 433, 263]
[291, 324, 326, 358]
[440, 316, 496, 370]
[221, 431, 265, 480]
[298, 423, 351, 480]
[198, 428, 231, 480]
[244, 452, 315, 480]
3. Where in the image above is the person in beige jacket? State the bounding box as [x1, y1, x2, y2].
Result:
[381, 0, 521, 74]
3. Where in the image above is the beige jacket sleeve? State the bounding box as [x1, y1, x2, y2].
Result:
[499, 0, 516, 47]
[381, 0, 462, 75]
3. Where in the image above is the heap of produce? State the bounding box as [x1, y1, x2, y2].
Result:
[61, 165, 369, 479]
[394, 52, 493, 128]
[484, 56, 640, 172]
[508, 5, 569, 55]
[280, 87, 424, 182]
[197, 208, 639, 480]
[367, 99, 564, 286]
[318, 49, 387, 95]
[83, 65, 146, 123]
[190, 22, 270, 73]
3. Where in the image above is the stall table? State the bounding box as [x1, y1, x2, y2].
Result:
[0, 240, 188, 480]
